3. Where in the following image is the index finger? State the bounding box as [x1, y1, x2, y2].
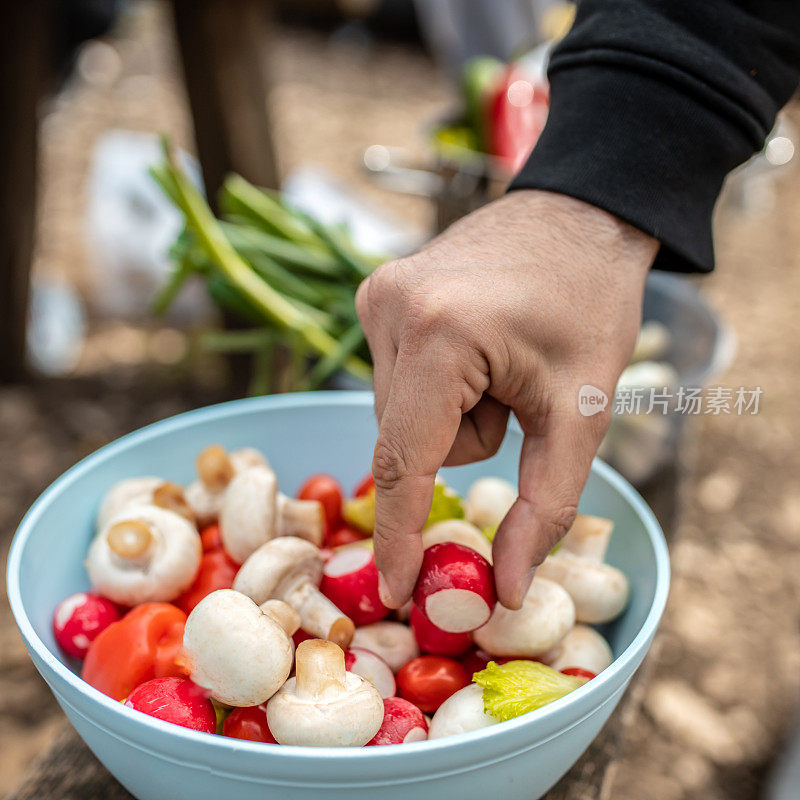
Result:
[371, 349, 464, 608]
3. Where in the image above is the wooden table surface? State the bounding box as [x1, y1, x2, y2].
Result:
[9, 464, 680, 800]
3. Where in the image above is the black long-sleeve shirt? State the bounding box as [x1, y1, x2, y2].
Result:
[510, 1, 800, 272]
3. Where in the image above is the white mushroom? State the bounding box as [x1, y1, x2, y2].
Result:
[96, 477, 194, 531]
[185, 445, 268, 527]
[422, 519, 492, 562]
[86, 505, 201, 605]
[464, 477, 516, 531]
[560, 515, 614, 562]
[535, 551, 629, 624]
[220, 465, 324, 563]
[473, 578, 575, 658]
[350, 621, 420, 672]
[183, 590, 296, 707]
[428, 684, 498, 740]
[267, 639, 384, 747]
[541, 624, 613, 675]
[233, 536, 355, 649]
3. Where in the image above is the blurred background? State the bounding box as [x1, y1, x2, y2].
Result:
[1, 1, 799, 798]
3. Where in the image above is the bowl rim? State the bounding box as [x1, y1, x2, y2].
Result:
[7, 391, 670, 762]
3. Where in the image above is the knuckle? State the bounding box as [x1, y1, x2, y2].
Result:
[372, 434, 407, 492]
[543, 503, 579, 549]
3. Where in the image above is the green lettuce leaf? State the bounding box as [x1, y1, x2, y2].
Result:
[473, 661, 585, 722]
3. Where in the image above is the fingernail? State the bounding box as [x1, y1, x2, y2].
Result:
[377, 571, 395, 607]
[514, 568, 536, 608]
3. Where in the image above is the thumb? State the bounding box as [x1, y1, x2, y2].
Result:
[492, 402, 609, 609]
[370, 349, 465, 608]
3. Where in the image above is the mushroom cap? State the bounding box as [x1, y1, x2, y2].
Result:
[422, 519, 492, 562]
[186, 448, 269, 528]
[536, 551, 629, 624]
[350, 621, 420, 673]
[233, 536, 323, 605]
[87, 504, 201, 605]
[220, 465, 279, 563]
[183, 589, 293, 707]
[266, 672, 384, 747]
[473, 578, 575, 657]
[541, 623, 613, 674]
[96, 477, 163, 532]
[464, 477, 516, 530]
[428, 684, 498, 740]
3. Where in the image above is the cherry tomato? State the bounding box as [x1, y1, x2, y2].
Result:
[223, 704, 277, 743]
[82, 602, 188, 701]
[396, 656, 470, 713]
[561, 667, 596, 680]
[200, 523, 223, 553]
[52, 592, 120, 660]
[125, 677, 216, 733]
[325, 524, 367, 548]
[410, 606, 472, 658]
[353, 474, 375, 498]
[297, 474, 343, 532]
[175, 550, 238, 615]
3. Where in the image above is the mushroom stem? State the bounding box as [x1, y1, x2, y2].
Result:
[284, 580, 355, 649]
[197, 445, 235, 491]
[295, 639, 347, 699]
[260, 599, 301, 637]
[277, 495, 325, 545]
[152, 481, 195, 523]
[106, 520, 154, 560]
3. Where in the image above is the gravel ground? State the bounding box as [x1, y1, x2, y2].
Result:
[3, 2, 800, 798]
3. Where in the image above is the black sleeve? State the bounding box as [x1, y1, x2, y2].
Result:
[509, 1, 800, 272]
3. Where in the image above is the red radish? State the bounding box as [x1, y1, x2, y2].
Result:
[410, 606, 472, 658]
[460, 648, 494, 677]
[412, 542, 496, 633]
[52, 592, 120, 659]
[325, 525, 367, 549]
[297, 474, 344, 532]
[366, 697, 428, 745]
[223, 704, 277, 743]
[561, 667, 597, 680]
[344, 647, 396, 698]
[320, 546, 389, 626]
[293, 628, 314, 649]
[124, 677, 216, 733]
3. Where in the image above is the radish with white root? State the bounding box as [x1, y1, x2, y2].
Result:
[96, 478, 195, 531]
[351, 621, 420, 673]
[536, 550, 629, 624]
[427, 684, 498, 740]
[421, 519, 492, 562]
[409, 606, 472, 658]
[86, 505, 201, 605]
[413, 542, 496, 634]
[320, 546, 389, 626]
[267, 639, 384, 747]
[473, 578, 575, 657]
[185, 445, 267, 527]
[183, 590, 298, 707]
[366, 697, 428, 745]
[560, 515, 614, 562]
[541, 624, 613, 675]
[464, 477, 516, 530]
[220, 465, 324, 562]
[233, 536, 355, 649]
[344, 647, 396, 698]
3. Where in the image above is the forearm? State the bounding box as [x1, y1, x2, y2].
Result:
[512, 0, 800, 272]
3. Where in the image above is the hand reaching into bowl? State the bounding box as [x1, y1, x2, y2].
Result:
[355, 190, 657, 610]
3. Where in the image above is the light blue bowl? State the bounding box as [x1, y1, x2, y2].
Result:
[7, 392, 669, 800]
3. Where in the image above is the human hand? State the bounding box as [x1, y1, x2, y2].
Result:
[355, 190, 657, 610]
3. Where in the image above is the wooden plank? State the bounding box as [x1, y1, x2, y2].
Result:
[170, 0, 280, 206]
[0, 0, 50, 381]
